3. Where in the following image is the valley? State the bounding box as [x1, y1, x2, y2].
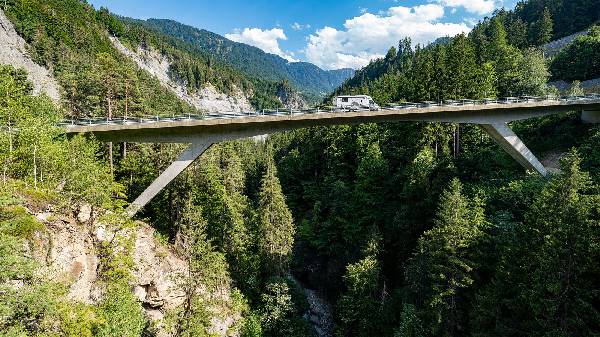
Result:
[0, 0, 599, 336]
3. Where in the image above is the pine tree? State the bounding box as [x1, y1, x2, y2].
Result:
[257, 159, 295, 275]
[523, 151, 600, 336]
[532, 7, 554, 45]
[406, 178, 488, 336]
[174, 202, 229, 337]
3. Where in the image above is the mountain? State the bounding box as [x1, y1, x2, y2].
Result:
[124, 18, 354, 98]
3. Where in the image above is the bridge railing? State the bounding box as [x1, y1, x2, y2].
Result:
[58, 94, 600, 128]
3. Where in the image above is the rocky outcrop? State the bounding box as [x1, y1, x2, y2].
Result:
[543, 30, 588, 57]
[0, 9, 61, 103]
[110, 36, 253, 113]
[550, 78, 600, 92]
[277, 84, 308, 110]
[29, 205, 239, 336]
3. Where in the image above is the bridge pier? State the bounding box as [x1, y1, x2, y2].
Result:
[480, 123, 548, 176]
[125, 140, 213, 217]
[581, 110, 600, 123]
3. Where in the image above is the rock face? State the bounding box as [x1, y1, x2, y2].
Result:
[277, 84, 308, 110]
[0, 9, 61, 103]
[110, 36, 253, 113]
[550, 78, 600, 92]
[543, 30, 588, 57]
[29, 206, 238, 336]
[131, 224, 187, 313]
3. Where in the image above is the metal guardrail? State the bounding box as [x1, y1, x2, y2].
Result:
[58, 94, 600, 128]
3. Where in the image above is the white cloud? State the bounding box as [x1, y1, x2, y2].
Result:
[225, 27, 298, 62]
[434, 0, 498, 15]
[304, 4, 471, 70]
[291, 22, 311, 31]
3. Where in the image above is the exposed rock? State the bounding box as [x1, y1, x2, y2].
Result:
[543, 30, 588, 58]
[77, 204, 92, 223]
[289, 276, 333, 337]
[550, 78, 600, 92]
[277, 83, 308, 110]
[131, 224, 186, 310]
[31, 219, 100, 303]
[27, 208, 239, 336]
[541, 150, 566, 174]
[0, 9, 61, 103]
[110, 36, 253, 113]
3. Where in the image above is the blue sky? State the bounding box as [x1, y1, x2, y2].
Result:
[89, 0, 519, 70]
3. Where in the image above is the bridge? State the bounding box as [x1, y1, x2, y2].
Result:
[63, 95, 600, 216]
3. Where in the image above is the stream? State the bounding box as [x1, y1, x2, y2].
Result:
[290, 275, 334, 337]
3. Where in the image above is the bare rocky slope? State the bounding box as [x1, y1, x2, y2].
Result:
[542, 29, 588, 57]
[110, 36, 253, 113]
[0, 9, 60, 103]
[29, 203, 239, 336]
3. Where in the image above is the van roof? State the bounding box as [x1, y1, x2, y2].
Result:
[336, 95, 371, 98]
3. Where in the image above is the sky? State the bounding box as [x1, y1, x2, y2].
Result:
[88, 0, 519, 70]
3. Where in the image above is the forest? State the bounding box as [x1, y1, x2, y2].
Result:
[0, 0, 599, 336]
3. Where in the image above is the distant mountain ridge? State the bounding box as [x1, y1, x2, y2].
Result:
[124, 18, 354, 98]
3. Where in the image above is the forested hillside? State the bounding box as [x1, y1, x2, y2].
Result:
[289, 0, 600, 336]
[129, 18, 355, 99]
[2, 0, 296, 117]
[1, 0, 600, 336]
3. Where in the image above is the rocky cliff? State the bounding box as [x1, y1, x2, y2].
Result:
[111, 36, 253, 113]
[0, 9, 60, 103]
[28, 203, 240, 336]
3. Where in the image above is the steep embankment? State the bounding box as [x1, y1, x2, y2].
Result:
[0, 9, 60, 103]
[542, 29, 588, 57]
[111, 36, 253, 113]
[29, 203, 239, 336]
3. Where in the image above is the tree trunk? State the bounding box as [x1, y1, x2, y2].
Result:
[108, 143, 114, 175]
[456, 124, 460, 156]
[107, 95, 114, 175]
[33, 145, 37, 190]
[123, 82, 128, 159]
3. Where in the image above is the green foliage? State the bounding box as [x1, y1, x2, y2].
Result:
[405, 179, 488, 336]
[241, 313, 262, 337]
[0, 65, 118, 206]
[4, 0, 196, 117]
[257, 160, 295, 275]
[258, 279, 314, 337]
[0, 232, 34, 283]
[96, 282, 146, 337]
[336, 253, 382, 337]
[0, 203, 43, 239]
[166, 202, 229, 337]
[550, 25, 600, 81]
[394, 304, 424, 337]
[471, 151, 600, 337]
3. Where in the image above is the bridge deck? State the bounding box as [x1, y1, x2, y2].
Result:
[64, 97, 600, 143]
[59, 95, 600, 216]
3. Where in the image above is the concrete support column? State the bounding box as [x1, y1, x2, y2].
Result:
[480, 123, 548, 176]
[581, 110, 600, 124]
[126, 140, 213, 217]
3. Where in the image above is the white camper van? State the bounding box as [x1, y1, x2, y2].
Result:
[334, 95, 379, 111]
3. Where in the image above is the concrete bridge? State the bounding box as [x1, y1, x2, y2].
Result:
[64, 96, 600, 216]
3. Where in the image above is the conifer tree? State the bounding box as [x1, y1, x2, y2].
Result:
[406, 178, 488, 336]
[533, 7, 554, 45]
[523, 151, 599, 336]
[174, 202, 229, 337]
[257, 158, 295, 275]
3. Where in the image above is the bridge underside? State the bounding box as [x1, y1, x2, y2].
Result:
[124, 121, 547, 216]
